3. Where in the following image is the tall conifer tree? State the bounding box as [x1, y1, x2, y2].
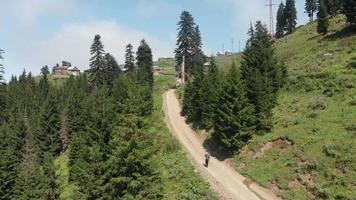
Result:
[200, 59, 221, 129]
[0, 49, 6, 122]
[276, 2, 286, 38]
[241, 21, 284, 131]
[342, 0, 356, 25]
[305, 0, 317, 22]
[175, 11, 204, 77]
[214, 63, 255, 151]
[89, 34, 105, 88]
[35, 90, 62, 158]
[284, 0, 297, 34]
[124, 43, 135, 71]
[317, 0, 329, 34]
[136, 39, 153, 88]
[104, 53, 121, 86]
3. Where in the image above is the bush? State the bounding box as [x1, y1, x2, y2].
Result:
[308, 97, 326, 110]
[345, 124, 356, 134]
[349, 99, 356, 106]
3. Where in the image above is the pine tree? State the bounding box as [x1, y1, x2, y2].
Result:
[39, 66, 50, 99]
[0, 49, 4, 84]
[13, 159, 47, 200]
[136, 39, 153, 88]
[213, 63, 255, 151]
[175, 11, 204, 77]
[124, 43, 135, 71]
[42, 152, 59, 200]
[305, 0, 317, 22]
[89, 34, 105, 88]
[182, 63, 204, 125]
[241, 21, 283, 131]
[0, 49, 6, 122]
[41, 65, 50, 76]
[199, 59, 221, 129]
[342, 0, 356, 25]
[100, 114, 160, 199]
[276, 2, 286, 38]
[182, 80, 194, 119]
[325, 0, 341, 16]
[104, 53, 121, 86]
[35, 90, 62, 158]
[317, 0, 329, 34]
[0, 124, 26, 199]
[284, 0, 297, 34]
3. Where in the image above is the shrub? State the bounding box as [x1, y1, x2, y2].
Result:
[308, 97, 326, 110]
[345, 124, 356, 134]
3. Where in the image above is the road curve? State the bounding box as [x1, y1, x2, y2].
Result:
[163, 89, 281, 200]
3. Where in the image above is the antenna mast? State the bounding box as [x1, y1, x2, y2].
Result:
[266, 0, 275, 38]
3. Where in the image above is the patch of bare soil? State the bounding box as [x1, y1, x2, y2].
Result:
[298, 174, 316, 189]
[298, 157, 311, 166]
[288, 179, 301, 189]
[288, 178, 316, 199]
[271, 180, 282, 195]
[253, 137, 294, 159]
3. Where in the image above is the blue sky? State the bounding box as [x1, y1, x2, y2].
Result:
[0, 0, 308, 81]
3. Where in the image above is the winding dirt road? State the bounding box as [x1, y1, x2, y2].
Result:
[163, 89, 281, 200]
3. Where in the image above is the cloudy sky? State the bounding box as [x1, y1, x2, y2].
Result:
[0, 0, 308, 80]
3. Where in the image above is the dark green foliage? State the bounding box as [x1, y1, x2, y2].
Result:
[342, 0, 356, 25]
[35, 90, 62, 158]
[325, 0, 342, 16]
[305, 0, 317, 22]
[100, 115, 161, 199]
[41, 65, 50, 76]
[89, 34, 105, 88]
[136, 40, 154, 88]
[42, 153, 60, 200]
[182, 64, 204, 125]
[317, 0, 330, 34]
[284, 0, 297, 34]
[0, 49, 6, 122]
[276, 2, 286, 38]
[125, 43, 135, 71]
[0, 124, 26, 200]
[241, 21, 285, 131]
[39, 71, 49, 99]
[175, 11, 205, 77]
[104, 53, 121, 86]
[213, 64, 255, 151]
[0, 49, 4, 84]
[13, 160, 47, 200]
[199, 60, 221, 129]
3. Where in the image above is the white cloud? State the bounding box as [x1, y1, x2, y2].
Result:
[0, 0, 75, 29]
[30, 21, 173, 71]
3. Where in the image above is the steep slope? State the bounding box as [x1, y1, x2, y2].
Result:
[217, 15, 356, 200]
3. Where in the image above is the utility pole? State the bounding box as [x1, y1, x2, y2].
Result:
[266, 0, 276, 38]
[181, 55, 185, 83]
[231, 38, 234, 53]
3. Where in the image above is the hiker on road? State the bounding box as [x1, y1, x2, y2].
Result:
[204, 153, 210, 167]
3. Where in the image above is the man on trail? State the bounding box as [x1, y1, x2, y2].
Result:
[204, 153, 210, 167]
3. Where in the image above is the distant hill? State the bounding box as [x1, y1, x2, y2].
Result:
[219, 15, 355, 200]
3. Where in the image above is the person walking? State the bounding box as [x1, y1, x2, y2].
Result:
[204, 153, 210, 167]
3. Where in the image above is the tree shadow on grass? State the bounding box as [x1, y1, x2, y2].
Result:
[322, 26, 356, 41]
[202, 136, 233, 161]
[347, 57, 356, 69]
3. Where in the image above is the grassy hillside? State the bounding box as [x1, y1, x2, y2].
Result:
[221, 15, 356, 200]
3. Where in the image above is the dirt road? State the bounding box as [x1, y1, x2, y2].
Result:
[163, 89, 281, 200]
